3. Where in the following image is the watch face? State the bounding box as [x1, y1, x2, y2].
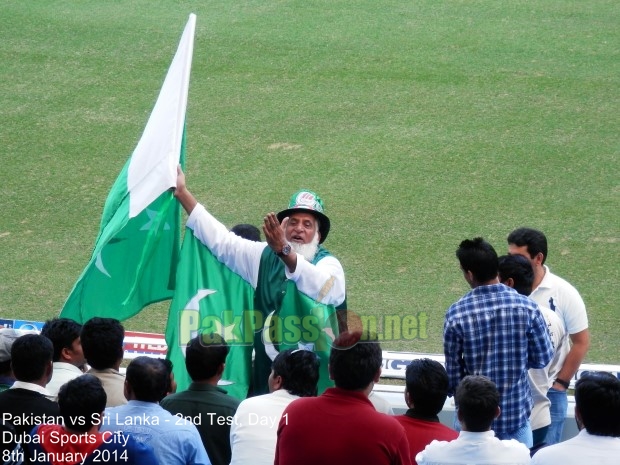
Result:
[281, 244, 292, 256]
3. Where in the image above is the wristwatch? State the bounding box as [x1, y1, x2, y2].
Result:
[277, 243, 292, 257]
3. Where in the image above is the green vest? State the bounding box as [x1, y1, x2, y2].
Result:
[251, 246, 346, 395]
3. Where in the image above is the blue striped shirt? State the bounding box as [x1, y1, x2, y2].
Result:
[443, 283, 554, 436]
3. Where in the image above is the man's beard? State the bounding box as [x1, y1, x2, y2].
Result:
[290, 232, 320, 262]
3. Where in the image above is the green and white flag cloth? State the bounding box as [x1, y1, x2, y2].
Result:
[166, 231, 339, 399]
[60, 14, 196, 323]
[165, 228, 255, 400]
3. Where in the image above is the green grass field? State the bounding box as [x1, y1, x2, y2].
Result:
[1, 1, 618, 363]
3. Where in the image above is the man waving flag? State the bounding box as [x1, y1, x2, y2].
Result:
[61, 14, 196, 323]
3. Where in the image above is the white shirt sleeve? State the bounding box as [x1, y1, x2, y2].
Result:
[186, 203, 346, 306]
[286, 254, 346, 306]
[186, 203, 266, 288]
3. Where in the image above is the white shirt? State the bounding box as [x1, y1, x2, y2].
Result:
[10, 380, 52, 396]
[46, 362, 83, 400]
[230, 389, 299, 465]
[187, 203, 346, 305]
[529, 305, 570, 430]
[530, 265, 588, 335]
[369, 391, 394, 415]
[416, 430, 531, 465]
[531, 429, 620, 464]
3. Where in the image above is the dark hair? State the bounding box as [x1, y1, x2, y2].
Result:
[272, 349, 320, 397]
[231, 224, 261, 242]
[455, 375, 499, 432]
[575, 371, 620, 437]
[81, 318, 124, 370]
[498, 254, 534, 296]
[185, 333, 229, 382]
[41, 318, 82, 362]
[456, 237, 498, 283]
[160, 359, 174, 400]
[11, 334, 53, 382]
[405, 359, 450, 416]
[58, 374, 106, 432]
[0, 360, 10, 375]
[329, 331, 382, 390]
[507, 227, 548, 264]
[126, 356, 169, 402]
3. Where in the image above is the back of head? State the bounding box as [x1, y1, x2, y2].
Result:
[405, 358, 450, 416]
[11, 334, 53, 383]
[329, 331, 381, 391]
[507, 227, 548, 264]
[41, 318, 82, 362]
[58, 374, 106, 433]
[498, 254, 534, 296]
[231, 224, 262, 242]
[185, 333, 229, 382]
[456, 237, 498, 283]
[81, 317, 124, 370]
[126, 356, 169, 402]
[455, 375, 499, 432]
[272, 349, 320, 397]
[575, 371, 620, 437]
[0, 328, 21, 374]
[160, 358, 176, 399]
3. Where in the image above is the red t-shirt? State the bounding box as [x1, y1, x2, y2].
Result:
[395, 412, 459, 464]
[275, 387, 412, 465]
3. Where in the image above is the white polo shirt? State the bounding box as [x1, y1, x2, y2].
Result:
[530, 265, 588, 335]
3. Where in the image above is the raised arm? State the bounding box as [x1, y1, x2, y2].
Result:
[173, 166, 198, 214]
[175, 166, 266, 287]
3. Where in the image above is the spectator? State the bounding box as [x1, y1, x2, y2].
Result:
[81, 317, 127, 407]
[395, 359, 458, 464]
[175, 169, 346, 394]
[160, 358, 177, 399]
[498, 254, 569, 450]
[100, 356, 210, 465]
[27, 374, 158, 464]
[230, 348, 320, 465]
[41, 317, 86, 400]
[274, 331, 412, 465]
[0, 333, 61, 464]
[0, 328, 21, 391]
[531, 371, 620, 464]
[443, 237, 553, 446]
[508, 227, 589, 444]
[1, 420, 24, 465]
[416, 376, 531, 465]
[161, 333, 239, 465]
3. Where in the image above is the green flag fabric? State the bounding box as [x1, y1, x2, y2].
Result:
[165, 228, 255, 400]
[166, 230, 339, 399]
[265, 280, 338, 394]
[60, 14, 196, 323]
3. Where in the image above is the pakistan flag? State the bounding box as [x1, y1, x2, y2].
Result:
[165, 228, 255, 400]
[60, 14, 196, 323]
[166, 231, 339, 400]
